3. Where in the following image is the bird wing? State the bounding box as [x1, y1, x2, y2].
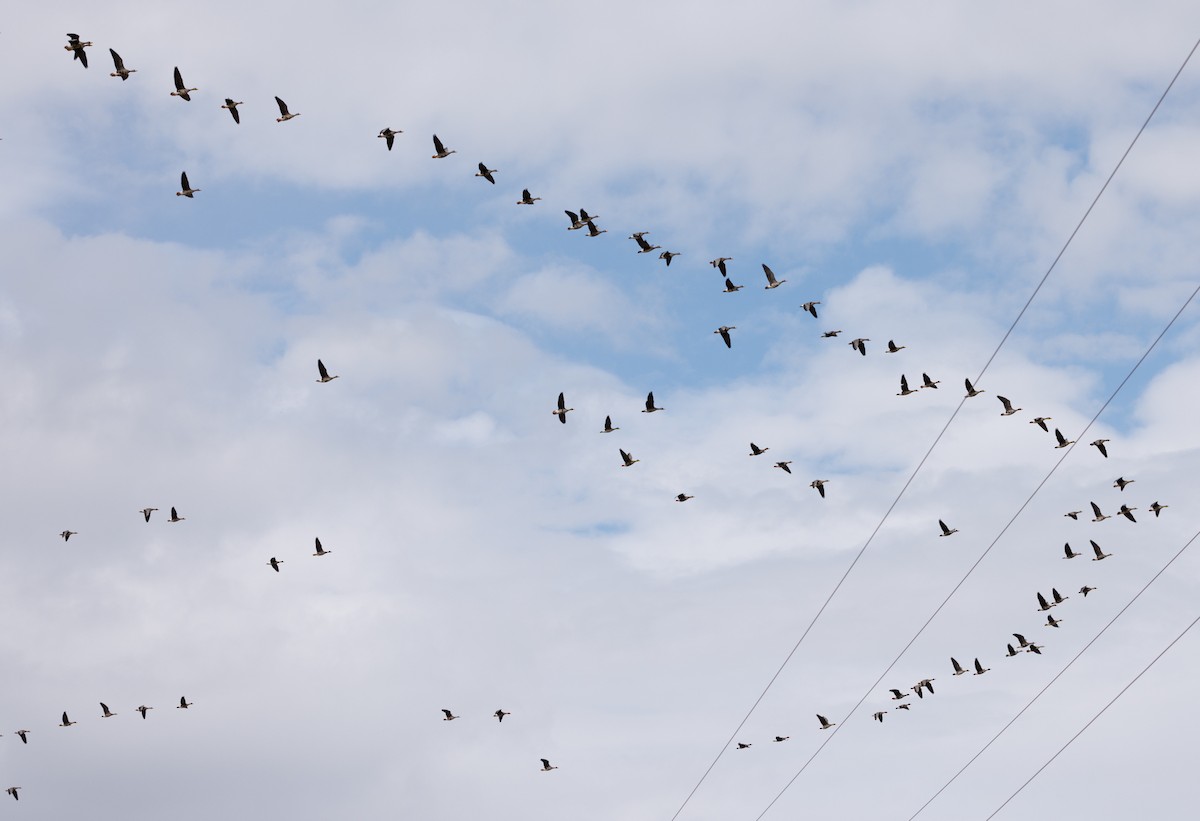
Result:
[1055, 429, 1068, 446]
[762, 264, 776, 283]
[174, 66, 184, 90]
[110, 49, 123, 70]
[557, 392, 566, 410]
[181, 171, 190, 190]
[645, 392, 655, 410]
[433, 134, 446, 153]
[974, 659, 985, 673]
[62, 712, 69, 724]
[540, 759, 551, 768]
[900, 375, 909, 392]
[318, 359, 330, 379]
[275, 96, 289, 115]
[1038, 592, 1050, 609]
[964, 378, 975, 393]
[180, 697, 188, 707]
[998, 396, 1012, 412]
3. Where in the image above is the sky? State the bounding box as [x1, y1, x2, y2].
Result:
[2, 2, 1199, 818]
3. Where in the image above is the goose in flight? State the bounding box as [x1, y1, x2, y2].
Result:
[60, 530, 77, 541]
[872, 711, 886, 723]
[1079, 585, 1096, 597]
[938, 519, 958, 537]
[896, 703, 912, 710]
[313, 538, 330, 556]
[997, 395, 1021, 416]
[601, 415, 618, 433]
[578, 208, 600, 224]
[749, 443, 769, 456]
[15, 730, 29, 744]
[475, 162, 498, 184]
[431, 134, 456, 158]
[1113, 476, 1134, 491]
[715, 326, 735, 348]
[540, 758, 558, 771]
[136, 705, 153, 719]
[773, 461, 793, 474]
[140, 507, 158, 522]
[584, 219, 607, 237]
[1063, 542, 1079, 559]
[1090, 540, 1111, 561]
[888, 689, 909, 701]
[178, 697, 193, 709]
[1052, 588, 1069, 605]
[1045, 614, 1062, 628]
[109, 48, 135, 80]
[317, 359, 338, 382]
[1036, 592, 1053, 611]
[268, 557, 284, 572]
[1064, 510, 1081, 520]
[722, 278, 743, 293]
[517, 189, 540, 205]
[659, 250, 680, 266]
[816, 714, 836, 730]
[736, 742, 751, 749]
[552, 392, 573, 423]
[921, 373, 939, 389]
[176, 171, 200, 198]
[100, 703, 116, 718]
[773, 735, 790, 742]
[494, 709, 510, 722]
[5, 787, 19, 801]
[1054, 428, 1074, 448]
[168, 507, 185, 523]
[973, 658, 989, 675]
[886, 340, 906, 353]
[914, 678, 935, 697]
[1150, 501, 1168, 517]
[675, 493, 694, 502]
[60, 712, 77, 727]
[633, 235, 660, 254]
[619, 449, 639, 467]
[951, 657, 968, 676]
[378, 127, 401, 149]
[65, 33, 91, 67]
[801, 301, 820, 318]
[171, 67, 196, 100]
[222, 99, 244, 123]
[564, 210, 584, 229]
[762, 264, 785, 289]
[1118, 504, 1137, 523]
[710, 257, 732, 276]
[1090, 502, 1110, 523]
[1005, 643, 1019, 657]
[274, 96, 299, 122]
[1026, 643, 1044, 654]
[849, 338, 869, 356]
[1013, 633, 1031, 649]
[810, 479, 828, 498]
[964, 378, 984, 398]
[642, 392, 662, 413]
[441, 709, 458, 721]
[897, 375, 918, 396]
[1031, 416, 1052, 432]
[1090, 439, 1110, 458]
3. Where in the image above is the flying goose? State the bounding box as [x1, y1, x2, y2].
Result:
[749, 443, 768, 456]
[938, 519, 958, 537]
[100, 703, 116, 718]
[140, 507, 158, 522]
[913, 679, 935, 697]
[517, 189, 540, 205]
[316, 359, 338, 382]
[1064, 510, 1081, 520]
[313, 538, 330, 556]
[601, 415, 619, 433]
[441, 709, 458, 721]
[564, 210, 584, 229]
[267, 557, 284, 572]
[475, 162, 498, 184]
[973, 658, 989, 675]
[1054, 428, 1074, 448]
[5, 788, 18, 801]
[431, 134, 456, 158]
[1090, 502, 1110, 523]
[1005, 644, 1019, 657]
[274, 96, 299, 122]
[633, 235, 660, 253]
[849, 338, 869, 356]
[921, 373, 939, 389]
[60, 531, 77, 541]
[1113, 477, 1134, 491]
[171, 67, 196, 100]
[872, 711, 887, 723]
[136, 705, 153, 719]
[1150, 501, 1168, 517]
[897, 374, 918, 396]
[1026, 643, 1044, 654]
[801, 301, 820, 318]
[736, 742, 751, 749]
[710, 257, 732, 276]
[773, 461, 792, 474]
[822, 330, 842, 338]
[168, 507, 185, 523]
[886, 340, 906, 353]
[1063, 542, 1079, 559]
[1090, 439, 1110, 458]
[15, 730, 29, 744]
[951, 657, 967, 676]
[659, 251, 680, 266]
[722, 277, 743, 293]
[1090, 540, 1111, 561]
[1051, 588, 1068, 604]
[177, 696, 192, 709]
[552, 392, 573, 423]
[109, 48, 135, 80]
[642, 392, 662, 413]
[715, 326, 735, 348]
[540, 758, 558, 771]
[1013, 633, 1030, 649]
[1031, 416, 1052, 431]
[65, 34, 91, 67]
[60, 712, 76, 727]
[1045, 614, 1062, 628]
[619, 449, 639, 467]
[997, 395, 1021, 416]
[896, 703, 912, 710]
[675, 493, 694, 502]
[810, 479, 828, 498]
[1118, 504, 1137, 523]
[176, 171, 200, 198]
[1079, 585, 1096, 597]
[888, 689, 909, 701]
[1036, 592, 1053, 611]
[494, 709, 510, 722]
[584, 219, 607, 237]
[816, 714, 836, 730]
[222, 99, 244, 123]
[578, 208, 600, 224]
[773, 735, 790, 742]
[378, 127, 401, 149]
[964, 378, 984, 398]
[762, 264, 785, 289]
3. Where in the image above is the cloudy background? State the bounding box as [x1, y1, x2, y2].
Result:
[1, 2, 1199, 818]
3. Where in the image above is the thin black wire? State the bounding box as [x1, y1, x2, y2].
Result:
[984, 613, 1200, 820]
[667, 35, 1200, 821]
[908, 527, 1200, 819]
[750, 280, 1200, 821]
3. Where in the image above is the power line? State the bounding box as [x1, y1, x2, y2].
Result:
[666, 34, 1200, 821]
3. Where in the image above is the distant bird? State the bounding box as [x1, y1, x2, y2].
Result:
[475, 162, 498, 184]
[801, 301, 820, 318]
[1045, 614, 1062, 628]
[762, 264, 786, 289]
[268, 557, 284, 572]
[564, 210, 584, 230]
[722, 278, 743, 293]
[897, 374, 918, 396]
[913, 679, 935, 697]
[1051, 588, 1069, 605]
[60, 530, 77, 541]
[177, 697, 192, 709]
[274, 96, 299, 122]
[108, 48, 135, 80]
[431, 134, 456, 158]
[773, 735, 790, 742]
[1054, 428, 1074, 448]
[1150, 501, 1168, 517]
[584, 219, 607, 237]
[578, 208, 599, 225]
[140, 508, 158, 522]
[378, 127, 401, 149]
[675, 493, 694, 503]
[1090, 502, 1109, 523]
[736, 742, 751, 749]
[136, 705, 153, 719]
[176, 171, 200, 198]
[1090, 439, 1110, 458]
[442, 709, 458, 721]
[633, 235, 660, 254]
[1063, 542, 1079, 559]
[1036, 592, 1053, 611]
[552, 392, 574, 424]
[171, 67, 196, 100]
[1005, 644, 1019, 657]
[849, 337, 869, 356]
[316, 359, 338, 382]
[540, 758, 558, 771]
[1026, 643, 1044, 655]
[642, 392, 663, 413]
[1013, 633, 1030, 649]
[222, 99, 244, 123]
[168, 507, 185, 523]
[872, 711, 886, 723]
[65, 33, 91, 67]
[60, 712, 76, 728]
[710, 257, 732, 276]
[964, 378, 985, 398]
[810, 479, 828, 498]
[1031, 417, 1052, 431]
[816, 714, 836, 730]
[749, 443, 769, 456]
[773, 461, 793, 474]
[100, 703, 116, 718]
[601, 416, 619, 433]
[494, 709, 510, 722]
[659, 251, 680, 266]
[715, 326, 735, 348]
[517, 188, 540, 204]
[313, 538, 330, 556]
[15, 730, 29, 744]
[921, 373, 939, 389]
[997, 395, 1021, 416]
[5, 787, 18, 801]
[888, 689, 909, 701]
[1113, 477, 1134, 491]
[1064, 510, 1081, 520]
[1079, 585, 1096, 597]
[1090, 540, 1111, 561]
[951, 657, 968, 676]
[896, 703, 911, 711]
[1118, 504, 1137, 523]
[619, 449, 639, 467]
[885, 340, 906, 353]
[973, 658, 989, 675]
[938, 519, 958, 537]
